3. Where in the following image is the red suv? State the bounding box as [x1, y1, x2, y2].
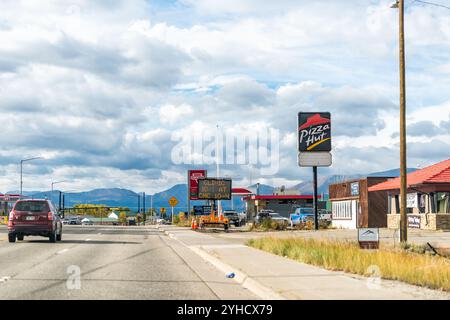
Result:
[8, 199, 63, 243]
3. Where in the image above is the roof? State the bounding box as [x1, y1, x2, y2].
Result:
[244, 195, 320, 201]
[369, 158, 450, 192]
[231, 188, 253, 195]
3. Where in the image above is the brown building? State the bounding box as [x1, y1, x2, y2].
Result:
[329, 177, 390, 229]
[369, 158, 450, 230]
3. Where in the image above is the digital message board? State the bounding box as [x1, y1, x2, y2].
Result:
[197, 178, 232, 200]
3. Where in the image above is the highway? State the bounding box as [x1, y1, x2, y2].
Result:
[0, 225, 256, 300]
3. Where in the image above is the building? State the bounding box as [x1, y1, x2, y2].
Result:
[329, 177, 390, 229]
[369, 158, 450, 230]
[243, 194, 323, 219]
[0, 194, 22, 216]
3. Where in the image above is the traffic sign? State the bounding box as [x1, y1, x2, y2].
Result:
[160, 208, 166, 214]
[168, 196, 178, 207]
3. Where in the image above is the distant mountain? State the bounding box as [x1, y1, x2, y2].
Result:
[292, 168, 418, 195]
[6, 167, 418, 215]
[368, 168, 418, 177]
[293, 174, 363, 195]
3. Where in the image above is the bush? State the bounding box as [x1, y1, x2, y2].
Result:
[251, 218, 288, 231]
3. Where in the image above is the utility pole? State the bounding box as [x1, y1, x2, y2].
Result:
[394, 0, 408, 243]
[143, 192, 146, 226]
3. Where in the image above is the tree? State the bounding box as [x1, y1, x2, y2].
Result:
[119, 212, 127, 225]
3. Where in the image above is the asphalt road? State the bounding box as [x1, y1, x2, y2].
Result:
[0, 225, 257, 300]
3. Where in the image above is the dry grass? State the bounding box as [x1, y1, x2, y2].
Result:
[247, 237, 450, 291]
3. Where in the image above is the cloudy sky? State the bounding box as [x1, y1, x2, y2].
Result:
[0, 0, 449, 194]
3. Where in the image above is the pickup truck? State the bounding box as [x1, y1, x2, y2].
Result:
[223, 210, 244, 226]
[289, 207, 314, 226]
[290, 208, 332, 226]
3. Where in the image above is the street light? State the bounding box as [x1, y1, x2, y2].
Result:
[51, 180, 68, 193]
[392, 0, 408, 243]
[20, 157, 44, 198]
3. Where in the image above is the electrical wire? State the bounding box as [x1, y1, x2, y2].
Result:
[411, 0, 450, 9]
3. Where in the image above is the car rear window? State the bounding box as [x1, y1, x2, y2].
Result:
[14, 201, 49, 212]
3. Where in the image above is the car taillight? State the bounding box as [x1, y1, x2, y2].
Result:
[48, 211, 53, 221]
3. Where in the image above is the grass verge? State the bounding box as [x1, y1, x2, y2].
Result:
[247, 237, 450, 291]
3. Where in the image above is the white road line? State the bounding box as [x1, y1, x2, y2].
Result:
[57, 249, 69, 254]
[85, 239, 91, 241]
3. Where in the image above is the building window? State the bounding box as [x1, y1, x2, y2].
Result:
[332, 201, 353, 220]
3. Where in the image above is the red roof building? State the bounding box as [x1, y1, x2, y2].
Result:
[369, 158, 450, 192]
[368, 158, 450, 230]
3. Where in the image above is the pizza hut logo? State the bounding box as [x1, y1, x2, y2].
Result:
[298, 113, 331, 152]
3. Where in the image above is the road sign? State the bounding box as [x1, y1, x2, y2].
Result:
[193, 205, 212, 216]
[197, 178, 232, 200]
[160, 207, 166, 214]
[168, 196, 178, 207]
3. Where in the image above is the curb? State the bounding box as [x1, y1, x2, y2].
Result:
[159, 226, 286, 300]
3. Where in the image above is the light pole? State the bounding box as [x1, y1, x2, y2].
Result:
[51, 180, 68, 193]
[391, 0, 408, 242]
[20, 157, 43, 198]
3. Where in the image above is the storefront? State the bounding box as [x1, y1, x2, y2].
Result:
[368, 158, 450, 231]
[329, 177, 390, 229]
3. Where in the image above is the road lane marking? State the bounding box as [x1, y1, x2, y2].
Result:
[57, 249, 69, 254]
[85, 239, 91, 241]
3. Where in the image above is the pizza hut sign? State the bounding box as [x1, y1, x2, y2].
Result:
[298, 112, 331, 152]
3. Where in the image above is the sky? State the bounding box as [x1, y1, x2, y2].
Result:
[0, 0, 450, 194]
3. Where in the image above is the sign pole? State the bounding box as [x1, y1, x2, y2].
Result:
[171, 206, 174, 225]
[313, 166, 319, 231]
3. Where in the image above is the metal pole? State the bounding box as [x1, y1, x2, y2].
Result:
[143, 192, 146, 226]
[313, 166, 319, 231]
[399, 0, 408, 243]
[216, 124, 222, 218]
[171, 206, 174, 224]
[20, 160, 23, 198]
[137, 193, 140, 217]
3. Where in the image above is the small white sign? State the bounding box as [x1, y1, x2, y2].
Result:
[298, 152, 332, 167]
[406, 193, 418, 208]
[358, 228, 379, 242]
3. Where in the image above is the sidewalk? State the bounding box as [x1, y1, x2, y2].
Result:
[155, 225, 450, 300]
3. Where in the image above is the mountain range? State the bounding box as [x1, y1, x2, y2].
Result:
[5, 168, 416, 214]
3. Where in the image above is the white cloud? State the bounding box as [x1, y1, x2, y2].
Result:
[0, 0, 450, 193]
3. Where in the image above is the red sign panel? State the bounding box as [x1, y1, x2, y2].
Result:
[188, 170, 207, 200]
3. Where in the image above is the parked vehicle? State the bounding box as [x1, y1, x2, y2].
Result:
[255, 210, 289, 225]
[289, 207, 314, 226]
[7, 199, 63, 243]
[319, 209, 332, 222]
[238, 212, 247, 226]
[223, 210, 242, 226]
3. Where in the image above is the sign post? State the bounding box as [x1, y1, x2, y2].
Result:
[168, 196, 179, 224]
[298, 112, 332, 231]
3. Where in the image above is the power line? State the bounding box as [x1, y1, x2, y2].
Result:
[411, 0, 450, 9]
